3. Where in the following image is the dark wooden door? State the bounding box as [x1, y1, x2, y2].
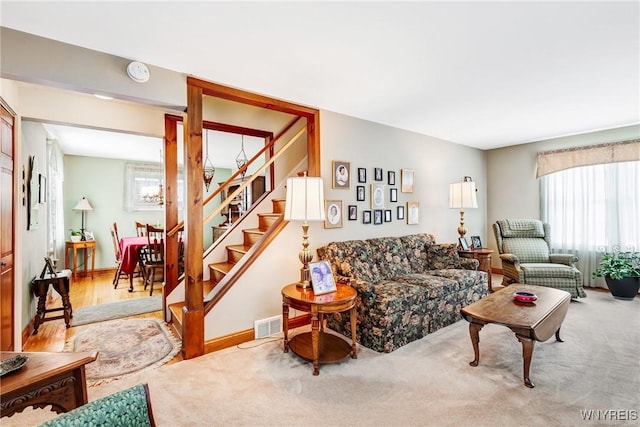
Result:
[0, 101, 15, 351]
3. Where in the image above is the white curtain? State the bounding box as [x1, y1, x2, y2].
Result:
[540, 161, 640, 287]
[47, 139, 65, 268]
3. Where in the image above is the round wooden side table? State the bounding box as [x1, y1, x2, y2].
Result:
[281, 283, 358, 375]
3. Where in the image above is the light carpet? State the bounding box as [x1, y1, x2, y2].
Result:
[63, 318, 181, 386]
[71, 296, 162, 326]
[7, 290, 639, 427]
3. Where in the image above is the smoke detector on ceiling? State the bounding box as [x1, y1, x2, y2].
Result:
[126, 61, 150, 83]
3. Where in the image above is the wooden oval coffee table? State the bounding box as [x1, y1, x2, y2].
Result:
[461, 284, 571, 388]
[282, 283, 358, 375]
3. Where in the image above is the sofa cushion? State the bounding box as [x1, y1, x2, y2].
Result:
[393, 273, 460, 299]
[316, 239, 381, 283]
[367, 236, 413, 279]
[399, 233, 436, 272]
[426, 243, 462, 269]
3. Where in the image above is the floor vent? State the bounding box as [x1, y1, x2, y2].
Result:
[254, 315, 282, 339]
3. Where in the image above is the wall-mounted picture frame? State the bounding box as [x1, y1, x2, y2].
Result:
[401, 169, 414, 193]
[363, 210, 372, 224]
[324, 200, 343, 228]
[374, 167, 383, 181]
[38, 174, 47, 204]
[309, 260, 337, 295]
[27, 155, 39, 230]
[388, 171, 396, 186]
[373, 209, 383, 225]
[470, 235, 482, 249]
[332, 160, 351, 189]
[357, 167, 367, 183]
[384, 209, 392, 222]
[371, 183, 385, 209]
[348, 205, 357, 221]
[356, 185, 366, 201]
[459, 237, 470, 251]
[390, 188, 398, 202]
[397, 205, 405, 220]
[407, 201, 420, 225]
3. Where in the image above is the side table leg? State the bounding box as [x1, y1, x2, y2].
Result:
[468, 322, 484, 367]
[349, 306, 358, 359]
[518, 335, 536, 388]
[33, 294, 46, 334]
[311, 310, 320, 376]
[282, 303, 289, 353]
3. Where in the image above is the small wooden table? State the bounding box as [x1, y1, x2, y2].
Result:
[461, 284, 571, 388]
[65, 240, 96, 280]
[0, 351, 98, 418]
[282, 283, 358, 376]
[458, 248, 494, 292]
[31, 269, 73, 333]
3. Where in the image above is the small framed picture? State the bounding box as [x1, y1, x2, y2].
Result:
[407, 201, 419, 225]
[384, 209, 392, 222]
[363, 210, 372, 224]
[397, 206, 405, 220]
[356, 185, 366, 201]
[388, 171, 396, 186]
[470, 236, 482, 249]
[373, 209, 383, 225]
[371, 183, 385, 209]
[374, 167, 383, 181]
[401, 169, 414, 193]
[324, 200, 343, 229]
[390, 188, 398, 202]
[84, 230, 95, 241]
[459, 237, 470, 251]
[309, 260, 337, 295]
[357, 168, 367, 183]
[332, 161, 350, 189]
[348, 205, 357, 221]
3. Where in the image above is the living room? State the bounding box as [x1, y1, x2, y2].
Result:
[1, 2, 638, 425]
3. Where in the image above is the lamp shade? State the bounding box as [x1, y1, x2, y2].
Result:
[284, 176, 325, 222]
[449, 181, 478, 209]
[73, 197, 94, 211]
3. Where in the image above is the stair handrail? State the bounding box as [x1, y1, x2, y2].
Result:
[166, 116, 303, 238]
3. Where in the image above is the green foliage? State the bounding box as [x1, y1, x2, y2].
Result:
[70, 229, 82, 236]
[593, 251, 640, 280]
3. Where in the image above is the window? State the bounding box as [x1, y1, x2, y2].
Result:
[124, 163, 184, 211]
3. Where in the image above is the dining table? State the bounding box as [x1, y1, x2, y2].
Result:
[119, 236, 149, 292]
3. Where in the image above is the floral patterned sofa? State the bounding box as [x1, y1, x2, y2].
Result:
[316, 233, 488, 353]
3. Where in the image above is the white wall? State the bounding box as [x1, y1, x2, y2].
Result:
[486, 124, 640, 269]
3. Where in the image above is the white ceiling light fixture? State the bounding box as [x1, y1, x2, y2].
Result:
[126, 61, 150, 83]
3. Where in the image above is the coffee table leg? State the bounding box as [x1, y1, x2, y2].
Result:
[518, 335, 536, 388]
[555, 327, 564, 342]
[468, 322, 484, 367]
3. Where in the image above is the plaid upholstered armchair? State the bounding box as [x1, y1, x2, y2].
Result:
[493, 219, 586, 298]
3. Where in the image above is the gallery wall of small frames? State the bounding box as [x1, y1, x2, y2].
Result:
[326, 161, 419, 229]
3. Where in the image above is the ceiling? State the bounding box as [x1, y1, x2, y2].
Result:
[2, 1, 639, 150]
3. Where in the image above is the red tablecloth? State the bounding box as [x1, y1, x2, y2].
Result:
[119, 236, 148, 277]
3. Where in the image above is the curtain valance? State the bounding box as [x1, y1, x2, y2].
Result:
[536, 139, 640, 178]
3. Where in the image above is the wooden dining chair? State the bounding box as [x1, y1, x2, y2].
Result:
[142, 224, 165, 296]
[135, 221, 147, 237]
[110, 222, 128, 287]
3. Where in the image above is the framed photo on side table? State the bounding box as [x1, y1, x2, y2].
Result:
[470, 236, 482, 249]
[459, 237, 470, 251]
[308, 260, 337, 295]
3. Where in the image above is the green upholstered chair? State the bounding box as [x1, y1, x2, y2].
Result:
[40, 383, 155, 427]
[493, 219, 586, 298]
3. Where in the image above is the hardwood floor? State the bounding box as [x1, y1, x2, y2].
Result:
[22, 271, 182, 363]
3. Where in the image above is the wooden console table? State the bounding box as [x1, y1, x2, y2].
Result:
[65, 240, 96, 280]
[282, 283, 357, 375]
[458, 248, 494, 292]
[0, 351, 97, 418]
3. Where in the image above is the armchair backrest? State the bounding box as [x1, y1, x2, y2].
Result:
[493, 219, 551, 263]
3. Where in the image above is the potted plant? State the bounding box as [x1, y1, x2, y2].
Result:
[70, 229, 82, 242]
[593, 249, 640, 300]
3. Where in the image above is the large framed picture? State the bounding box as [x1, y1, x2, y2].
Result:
[309, 260, 337, 295]
[324, 200, 343, 228]
[371, 183, 385, 209]
[332, 161, 350, 189]
[407, 201, 420, 225]
[401, 169, 414, 193]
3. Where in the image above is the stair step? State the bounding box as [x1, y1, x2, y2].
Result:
[169, 302, 184, 337]
[243, 228, 265, 245]
[227, 244, 252, 263]
[272, 198, 286, 214]
[258, 213, 281, 229]
[209, 261, 235, 283]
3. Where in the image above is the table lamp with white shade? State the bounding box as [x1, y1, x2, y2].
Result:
[73, 197, 93, 241]
[449, 177, 478, 243]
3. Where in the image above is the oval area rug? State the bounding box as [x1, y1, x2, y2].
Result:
[64, 318, 181, 386]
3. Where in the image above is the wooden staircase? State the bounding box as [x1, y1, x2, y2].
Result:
[168, 198, 285, 338]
